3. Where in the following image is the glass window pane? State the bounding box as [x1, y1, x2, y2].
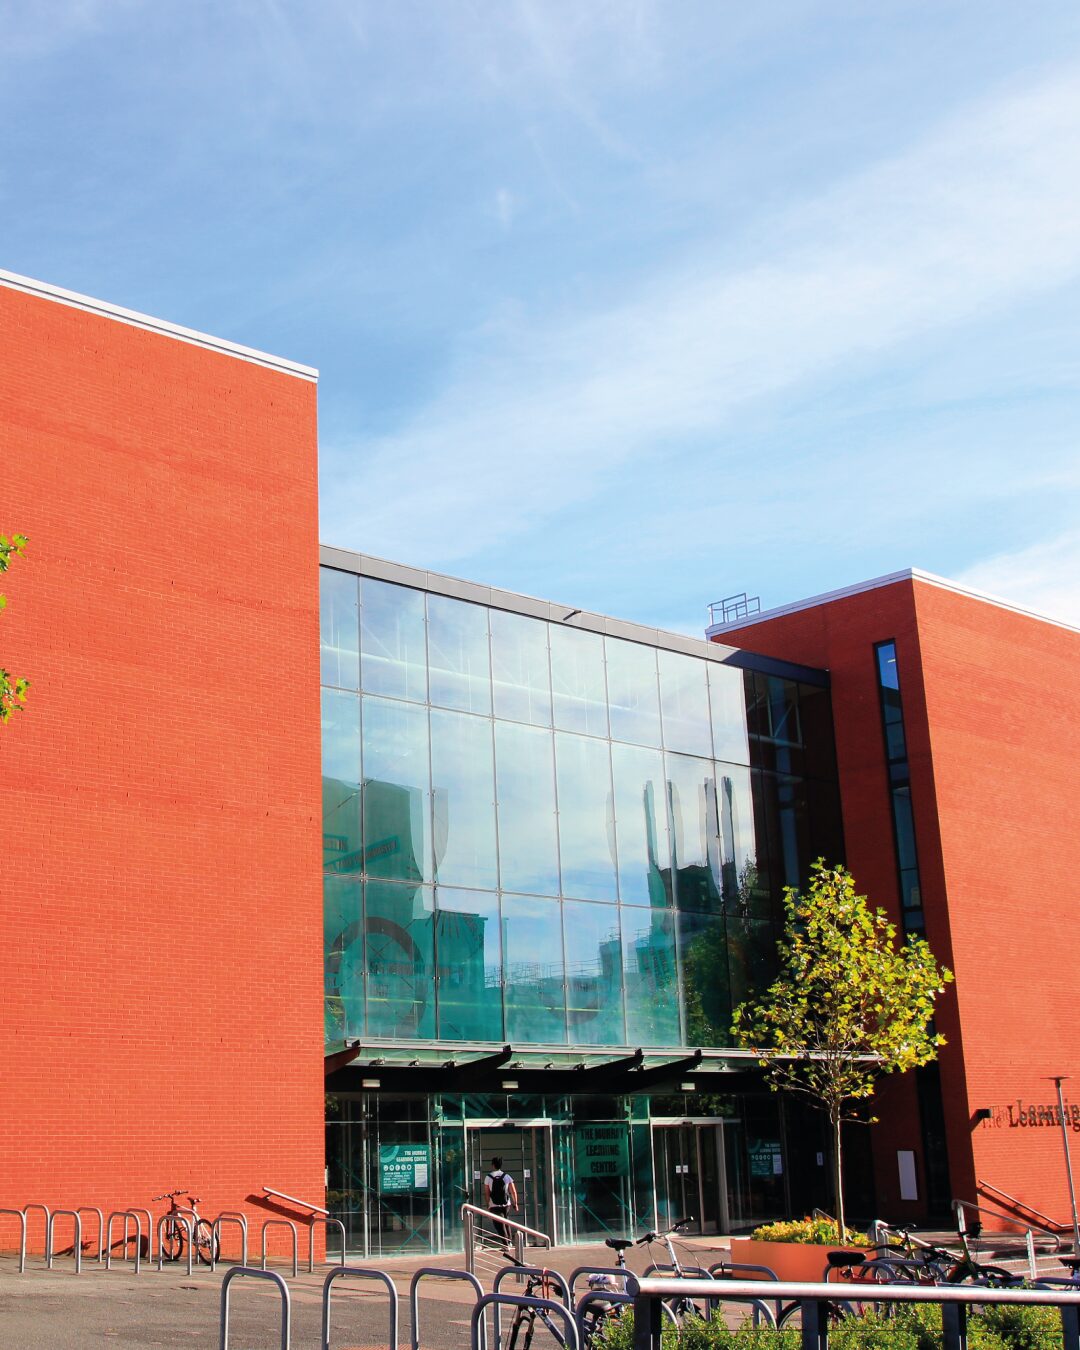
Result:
[563, 900, 624, 1044]
[610, 743, 672, 907]
[322, 690, 362, 875]
[431, 708, 497, 890]
[435, 889, 503, 1041]
[798, 682, 838, 780]
[550, 626, 608, 737]
[876, 641, 899, 691]
[362, 695, 431, 882]
[321, 568, 359, 690]
[427, 594, 491, 715]
[605, 639, 661, 747]
[621, 906, 680, 1046]
[725, 915, 778, 1025]
[708, 661, 750, 766]
[666, 752, 721, 912]
[490, 610, 551, 726]
[325, 877, 363, 1041]
[502, 894, 567, 1042]
[495, 722, 559, 896]
[556, 732, 617, 902]
[658, 650, 712, 756]
[891, 786, 918, 872]
[754, 770, 811, 898]
[360, 578, 428, 703]
[678, 909, 731, 1047]
[715, 765, 758, 912]
[364, 881, 435, 1038]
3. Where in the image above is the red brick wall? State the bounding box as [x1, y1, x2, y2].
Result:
[0, 281, 325, 1254]
[719, 578, 1080, 1229]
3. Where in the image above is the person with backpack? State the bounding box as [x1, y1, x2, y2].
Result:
[484, 1156, 519, 1247]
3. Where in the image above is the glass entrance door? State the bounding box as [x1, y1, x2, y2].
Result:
[465, 1123, 554, 1242]
[652, 1121, 729, 1235]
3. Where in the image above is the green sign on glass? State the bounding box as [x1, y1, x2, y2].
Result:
[575, 1125, 629, 1179]
[380, 1143, 430, 1193]
[748, 1139, 782, 1178]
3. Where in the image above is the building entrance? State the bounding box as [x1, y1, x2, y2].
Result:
[465, 1121, 555, 1241]
[652, 1119, 730, 1234]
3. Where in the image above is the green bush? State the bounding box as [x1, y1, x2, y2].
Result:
[749, 1217, 870, 1246]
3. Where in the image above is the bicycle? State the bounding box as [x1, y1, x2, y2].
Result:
[504, 1265, 571, 1350]
[153, 1189, 220, 1265]
[639, 1217, 707, 1324]
[876, 1223, 1021, 1288]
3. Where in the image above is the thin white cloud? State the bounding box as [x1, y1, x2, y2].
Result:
[957, 529, 1080, 629]
[321, 60, 1080, 564]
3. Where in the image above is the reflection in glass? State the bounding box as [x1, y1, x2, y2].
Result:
[362, 696, 431, 882]
[431, 708, 497, 890]
[365, 881, 435, 1038]
[605, 639, 661, 747]
[427, 594, 491, 715]
[563, 900, 624, 1043]
[555, 732, 617, 901]
[322, 690, 362, 874]
[715, 766, 762, 914]
[657, 650, 711, 756]
[725, 914, 778, 1019]
[708, 661, 750, 766]
[754, 770, 811, 898]
[361, 578, 428, 703]
[666, 752, 720, 912]
[678, 909, 730, 1047]
[435, 889, 503, 1040]
[621, 906, 680, 1045]
[321, 568, 359, 690]
[610, 743, 671, 907]
[502, 894, 567, 1041]
[495, 722, 559, 896]
[324, 877, 363, 1040]
[551, 626, 608, 737]
[490, 610, 551, 726]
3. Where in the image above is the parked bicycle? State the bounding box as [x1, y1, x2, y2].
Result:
[153, 1189, 220, 1265]
[875, 1223, 1022, 1287]
[639, 1217, 707, 1323]
[504, 1265, 570, 1350]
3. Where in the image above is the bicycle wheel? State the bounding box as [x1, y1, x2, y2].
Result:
[505, 1307, 535, 1350]
[160, 1218, 184, 1262]
[193, 1219, 219, 1266]
[777, 1299, 855, 1329]
[973, 1266, 1023, 1289]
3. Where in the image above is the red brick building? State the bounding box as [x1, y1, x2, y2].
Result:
[711, 570, 1080, 1231]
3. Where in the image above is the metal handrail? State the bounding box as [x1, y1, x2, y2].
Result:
[263, 1186, 329, 1216]
[220, 1266, 291, 1350]
[46, 1210, 83, 1274]
[955, 1197, 1063, 1252]
[979, 1180, 1073, 1234]
[322, 1266, 398, 1350]
[461, 1201, 551, 1276]
[0, 1207, 27, 1272]
[460, 1202, 551, 1245]
[261, 1219, 298, 1278]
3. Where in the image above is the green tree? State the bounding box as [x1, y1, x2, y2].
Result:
[0, 532, 29, 723]
[731, 861, 953, 1237]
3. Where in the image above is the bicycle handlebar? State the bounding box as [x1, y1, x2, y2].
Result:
[151, 1189, 188, 1202]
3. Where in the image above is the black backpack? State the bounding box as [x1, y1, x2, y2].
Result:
[489, 1171, 508, 1206]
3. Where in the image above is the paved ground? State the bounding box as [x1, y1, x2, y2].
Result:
[0, 1236, 735, 1348]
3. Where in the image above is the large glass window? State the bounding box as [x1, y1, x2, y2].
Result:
[621, 906, 680, 1045]
[550, 626, 608, 737]
[715, 765, 759, 912]
[502, 894, 567, 1041]
[610, 743, 671, 907]
[605, 639, 661, 747]
[490, 610, 551, 727]
[495, 722, 559, 896]
[323, 690, 362, 875]
[361, 578, 428, 703]
[325, 876, 364, 1040]
[431, 708, 497, 890]
[321, 568, 360, 690]
[666, 752, 720, 912]
[555, 732, 617, 902]
[362, 695, 431, 883]
[563, 900, 624, 1044]
[364, 881, 435, 1038]
[658, 650, 712, 757]
[678, 909, 730, 1047]
[427, 594, 491, 715]
[708, 661, 750, 766]
[435, 888, 503, 1041]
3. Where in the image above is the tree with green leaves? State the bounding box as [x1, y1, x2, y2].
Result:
[731, 861, 953, 1237]
[0, 532, 29, 723]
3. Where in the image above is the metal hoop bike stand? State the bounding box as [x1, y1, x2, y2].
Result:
[0, 1207, 27, 1273]
[24, 1203, 50, 1265]
[321, 1265, 398, 1350]
[575, 1289, 635, 1344]
[491, 1263, 572, 1347]
[156, 1213, 193, 1275]
[409, 1267, 486, 1350]
[471, 1291, 580, 1350]
[307, 1216, 347, 1272]
[105, 1211, 143, 1273]
[127, 1207, 154, 1261]
[568, 1266, 632, 1299]
[220, 1266, 291, 1350]
[76, 1206, 105, 1263]
[261, 1218, 298, 1277]
[46, 1210, 83, 1274]
[212, 1212, 249, 1269]
[709, 1261, 782, 1325]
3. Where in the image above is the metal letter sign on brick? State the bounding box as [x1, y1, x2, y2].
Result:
[379, 1144, 430, 1193]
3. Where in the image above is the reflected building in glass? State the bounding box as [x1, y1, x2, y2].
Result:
[320, 549, 845, 1255]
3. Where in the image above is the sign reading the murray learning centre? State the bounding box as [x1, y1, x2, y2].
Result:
[380, 1144, 430, 1193]
[749, 1140, 783, 1177]
[575, 1125, 629, 1178]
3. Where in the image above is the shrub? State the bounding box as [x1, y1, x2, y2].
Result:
[749, 1217, 870, 1245]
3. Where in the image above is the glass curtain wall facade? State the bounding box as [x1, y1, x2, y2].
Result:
[321, 564, 843, 1252]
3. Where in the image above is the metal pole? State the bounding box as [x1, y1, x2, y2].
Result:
[1051, 1077, 1080, 1257]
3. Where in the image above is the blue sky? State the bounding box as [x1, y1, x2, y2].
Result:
[4, 2, 1080, 633]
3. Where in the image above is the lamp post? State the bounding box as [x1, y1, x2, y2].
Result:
[1049, 1076, 1080, 1256]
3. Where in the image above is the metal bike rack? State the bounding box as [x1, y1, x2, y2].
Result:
[46, 1209, 83, 1274]
[128, 1207, 154, 1261]
[709, 1260, 783, 1325]
[410, 1266, 486, 1350]
[261, 1218, 298, 1278]
[77, 1205, 105, 1263]
[0, 1207, 27, 1273]
[156, 1213, 193, 1275]
[321, 1265, 398, 1350]
[213, 1212, 249, 1269]
[575, 1288, 635, 1342]
[220, 1266, 291, 1350]
[24, 1203, 50, 1264]
[105, 1211, 142, 1273]
[471, 1291, 579, 1350]
[307, 1216, 347, 1272]
[493, 1263, 570, 1305]
[568, 1265, 631, 1298]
